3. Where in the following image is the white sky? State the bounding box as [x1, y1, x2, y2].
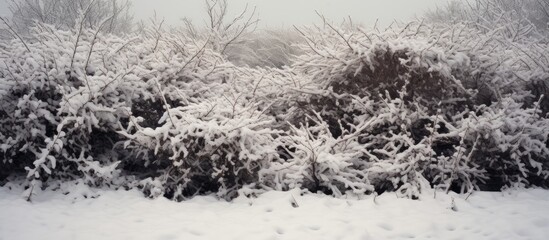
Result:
[0, 1, 8, 16]
[0, 0, 449, 27]
[132, 0, 448, 27]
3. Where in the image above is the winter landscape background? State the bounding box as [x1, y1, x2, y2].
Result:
[0, 0, 548, 239]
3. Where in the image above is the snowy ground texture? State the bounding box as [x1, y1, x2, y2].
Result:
[1, 187, 548, 240]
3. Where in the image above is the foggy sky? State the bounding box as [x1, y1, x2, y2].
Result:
[0, 0, 448, 27]
[132, 0, 447, 27]
[0, 1, 7, 16]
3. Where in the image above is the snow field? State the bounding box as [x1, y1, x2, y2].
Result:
[1, 187, 548, 240]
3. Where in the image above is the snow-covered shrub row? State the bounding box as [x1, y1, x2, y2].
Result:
[1, 14, 548, 200]
[0, 19, 277, 199]
[262, 20, 549, 197]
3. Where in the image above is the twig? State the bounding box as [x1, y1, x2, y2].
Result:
[0, 17, 30, 52]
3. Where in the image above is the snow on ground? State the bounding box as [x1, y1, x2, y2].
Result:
[0, 186, 548, 240]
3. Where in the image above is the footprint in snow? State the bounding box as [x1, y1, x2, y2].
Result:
[308, 225, 321, 231]
[399, 233, 416, 238]
[159, 234, 178, 240]
[377, 222, 394, 231]
[515, 229, 530, 237]
[532, 218, 549, 228]
[189, 230, 203, 236]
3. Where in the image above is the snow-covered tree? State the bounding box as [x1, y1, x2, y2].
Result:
[6, 0, 133, 35]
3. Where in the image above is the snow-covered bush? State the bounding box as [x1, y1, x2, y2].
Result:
[0, 23, 139, 189]
[121, 97, 280, 200]
[265, 112, 375, 197]
[450, 98, 549, 190]
[0, 13, 264, 199]
[113, 22, 286, 200]
[263, 18, 549, 197]
[266, 94, 439, 198]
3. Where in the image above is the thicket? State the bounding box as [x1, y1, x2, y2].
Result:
[0, 0, 548, 201]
